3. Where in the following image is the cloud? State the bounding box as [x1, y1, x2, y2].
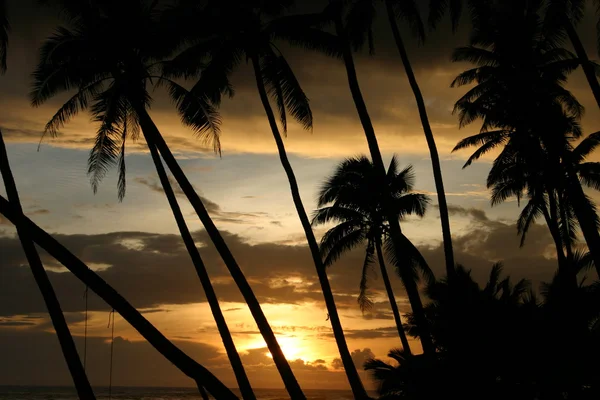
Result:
[0, 204, 566, 318]
[332, 348, 376, 370]
[134, 175, 270, 225]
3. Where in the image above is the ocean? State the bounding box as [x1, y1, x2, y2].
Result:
[0, 387, 360, 400]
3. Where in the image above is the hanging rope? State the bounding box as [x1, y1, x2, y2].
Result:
[107, 309, 115, 400]
[83, 285, 88, 370]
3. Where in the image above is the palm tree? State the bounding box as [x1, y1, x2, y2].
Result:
[0, 3, 95, 397]
[0, 132, 96, 399]
[345, 0, 456, 279]
[164, 1, 368, 397]
[32, 0, 288, 396]
[450, 1, 600, 279]
[147, 143, 255, 400]
[545, 0, 600, 110]
[312, 155, 432, 354]
[325, 0, 435, 354]
[0, 194, 239, 400]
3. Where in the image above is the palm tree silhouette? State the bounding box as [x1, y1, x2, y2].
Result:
[451, 1, 600, 278]
[32, 1, 258, 397]
[344, 0, 456, 280]
[0, 194, 239, 400]
[0, 131, 95, 398]
[0, 3, 94, 397]
[324, 0, 435, 355]
[164, 1, 366, 397]
[546, 0, 600, 110]
[312, 155, 432, 354]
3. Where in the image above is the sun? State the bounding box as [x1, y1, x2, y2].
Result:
[263, 336, 305, 361]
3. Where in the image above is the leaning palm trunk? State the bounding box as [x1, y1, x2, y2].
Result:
[248, 54, 369, 400]
[375, 241, 411, 353]
[564, 21, 600, 110]
[0, 131, 95, 400]
[134, 109, 304, 399]
[565, 167, 600, 279]
[146, 142, 256, 400]
[0, 195, 238, 400]
[385, 0, 455, 280]
[333, 15, 435, 354]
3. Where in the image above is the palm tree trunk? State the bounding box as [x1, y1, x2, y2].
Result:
[135, 109, 304, 400]
[542, 195, 568, 272]
[385, 0, 455, 280]
[248, 54, 369, 400]
[375, 241, 411, 354]
[146, 142, 256, 400]
[334, 14, 435, 355]
[0, 194, 239, 400]
[565, 167, 600, 279]
[0, 131, 96, 400]
[564, 20, 600, 110]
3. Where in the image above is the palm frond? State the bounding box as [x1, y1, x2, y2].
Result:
[311, 205, 366, 226]
[156, 77, 221, 154]
[384, 234, 435, 286]
[572, 131, 600, 163]
[87, 84, 127, 194]
[452, 46, 497, 67]
[42, 79, 108, 138]
[578, 162, 600, 191]
[428, 0, 449, 30]
[393, 193, 429, 218]
[392, 0, 425, 42]
[320, 221, 366, 267]
[345, 0, 376, 54]
[117, 120, 127, 201]
[516, 197, 545, 247]
[30, 26, 108, 106]
[261, 48, 312, 132]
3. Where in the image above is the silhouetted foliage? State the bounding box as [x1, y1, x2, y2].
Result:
[366, 265, 600, 400]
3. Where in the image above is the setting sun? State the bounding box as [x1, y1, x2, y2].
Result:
[255, 336, 307, 361]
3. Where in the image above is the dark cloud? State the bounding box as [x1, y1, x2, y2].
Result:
[444, 204, 489, 223]
[0, 204, 565, 317]
[332, 348, 376, 370]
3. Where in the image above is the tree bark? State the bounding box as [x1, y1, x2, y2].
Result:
[385, 0, 455, 280]
[0, 195, 239, 400]
[146, 142, 256, 400]
[0, 131, 96, 400]
[375, 241, 411, 354]
[249, 54, 369, 400]
[136, 109, 304, 399]
[334, 14, 435, 355]
[564, 20, 600, 110]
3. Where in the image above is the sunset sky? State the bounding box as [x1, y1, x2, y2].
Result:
[1, 0, 600, 391]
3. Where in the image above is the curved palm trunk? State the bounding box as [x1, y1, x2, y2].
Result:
[146, 143, 256, 400]
[0, 195, 238, 400]
[248, 54, 369, 400]
[334, 15, 435, 355]
[564, 21, 600, 109]
[0, 131, 95, 400]
[135, 110, 304, 400]
[375, 241, 411, 354]
[385, 0, 455, 280]
[564, 166, 600, 279]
